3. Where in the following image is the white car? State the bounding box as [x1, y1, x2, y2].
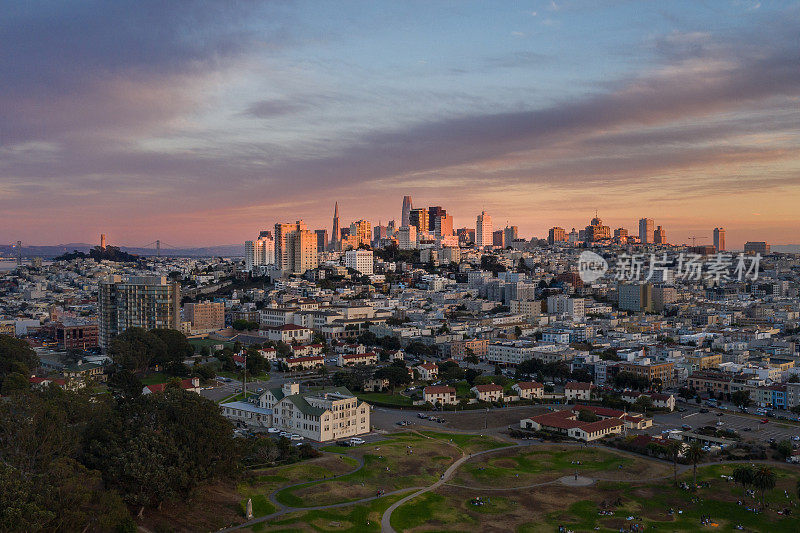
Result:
[349, 437, 365, 445]
[279, 431, 290, 438]
[267, 427, 280, 433]
[290, 434, 303, 441]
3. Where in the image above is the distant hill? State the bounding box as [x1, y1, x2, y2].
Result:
[0, 243, 245, 259]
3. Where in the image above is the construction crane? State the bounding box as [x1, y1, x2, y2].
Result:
[687, 235, 707, 247]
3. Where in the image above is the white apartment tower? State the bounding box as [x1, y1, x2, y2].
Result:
[345, 249, 374, 275]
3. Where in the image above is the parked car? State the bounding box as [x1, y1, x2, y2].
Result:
[290, 434, 303, 441]
[335, 440, 351, 447]
[760, 419, 769, 424]
[681, 424, 692, 430]
[279, 431, 290, 437]
[349, 437, 365, 445]
[267, 427, 280, 433]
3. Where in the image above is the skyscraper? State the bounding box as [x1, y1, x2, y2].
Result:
[331, 202, 340, 251]
[98, 276, 180, 351]
[427, 206, 445, 231]
[286, 222, 318, 274]
[654, 225, 666, 244]
[638, 218, 654, 244]
[476, 211, 492, 248]
[315, 229, 328, 253]
[492, 230, 505, 248]
[504, 226, 518, 245]
[548, 227, 566, 244]
[409, 208, 429, 234]
[713, 227, 725, 252]
[245, 231, 275, 271]
[401, 196, 413, 227]
[434, 214, 453, 238]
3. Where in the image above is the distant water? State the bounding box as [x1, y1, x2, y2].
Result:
[0, 259, 52, 272]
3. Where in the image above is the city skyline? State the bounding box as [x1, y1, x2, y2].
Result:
[2, 1, 799, 248]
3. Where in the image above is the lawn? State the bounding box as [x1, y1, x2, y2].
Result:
[140, 372, 169, 385]
[451, 445, 670, 488]
[389, 459, 800, 532]
[356, 391, 414, 406]
[417, 430, 513, 453]
[249, 493, 407, 532]
[276, 433, 460, 507]
[189, 338, 234, 350]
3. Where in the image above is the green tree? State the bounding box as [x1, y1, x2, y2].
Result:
[776, 439, 793, 460]
[731, 390, 752, 408]
[1, 372, 30, 395]
[752, 466, 777, 507]
[577, 409, 599, 422]
[108, 327, 167, 373]
[150, 328, 194, 366]
[732, 465, 754, 492]
[633, 395, 653, 415]
[685, 441, 705, 486]
[373, 365, 411, 393]
[107, 369, 143, 400]
[0, 334, 39, 388]
[666, 440, 682, 485]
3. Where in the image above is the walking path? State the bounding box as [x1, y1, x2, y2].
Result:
[213, 434, 800, 533]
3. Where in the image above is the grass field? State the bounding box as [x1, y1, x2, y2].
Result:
[417, 431, 513, 454]
[391, 455, 800, 533]
[248, 493, 407, 532]
[276, 433, 461, 507]
[139, 372, 169, 385]
[451, 445, 671, 487]
[356, 391, 414, 406]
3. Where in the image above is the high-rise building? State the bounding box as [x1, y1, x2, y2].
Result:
[492, 230, 505, 248]
[315, 229, 328, 253]
[654, 225, 666, 245]
[548, 227, 566, 244]
[427, 206, 446, 232]
[434, 214, 454, 238]
[586, 215, 611, 242]
[401, 196, 413, 227]
[476, 211, 493, 248]
[331, 202, 341, 251]
[618, 283, 653, 312]
[456, 228, 475, 244]
[614, 228, 628, 240]
[183, 300, 225, 334]
[638, 218, 654, 244]
[344, 249, 374, 275]
[504, 226, 518, 246]
[274, 222, 294, 270]
[397, 226, 417, 250]
[98, 276, 181, 351]
[373, 224, 388, 243]
[713, 227, 726, 252]
[744, 241, 770, 255]
[245, 231, 275, 271]
[286, 224, 318, 274]
[387, 220, 397, 237]
[347, 219, 372, 248]
[409, 208, 429, 234]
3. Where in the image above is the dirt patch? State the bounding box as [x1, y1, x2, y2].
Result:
[139, 479, 243, 532]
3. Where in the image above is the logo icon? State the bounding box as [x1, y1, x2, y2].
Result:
[578, 251, 608, 283]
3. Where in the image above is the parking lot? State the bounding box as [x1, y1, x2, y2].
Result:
[647, 405, 800, 444]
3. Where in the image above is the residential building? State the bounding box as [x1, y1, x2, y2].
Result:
[618, 361, 675, 387]
[618, 283, 653, 312]
[285, 355, 325, 370]
[487, 341, 536, 365]
[315, 229, 328, 253]
[449, 338, 489, 360]
[564, 382, 595, 401]
[423, 385, 457, 405]
[54, 320, 98, 350]
[337, 352, 378, 366]
[260, 324, 313, 344]
[245, 231, 275, 271]
[472, 383, 504, 402]
[409, 208, 429, 234]
[98, 276, 180, 351]
[397, 225, 417, 250]
[513, 381, 544, 400]
[345, 249, 374, 275]
[183, 300, 225, 333]
[415, 362, 439, 380]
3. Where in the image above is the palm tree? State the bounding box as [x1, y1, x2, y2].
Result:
[732, 465, 755, 493]
[752, 466, 777, 508]
[686, 441, 705, 486]
[667, 440, 682, 485]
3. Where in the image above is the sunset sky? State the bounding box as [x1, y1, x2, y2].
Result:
[2, 1, 798, 249]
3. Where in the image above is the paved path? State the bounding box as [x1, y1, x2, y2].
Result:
[380, 442, 531, 533]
